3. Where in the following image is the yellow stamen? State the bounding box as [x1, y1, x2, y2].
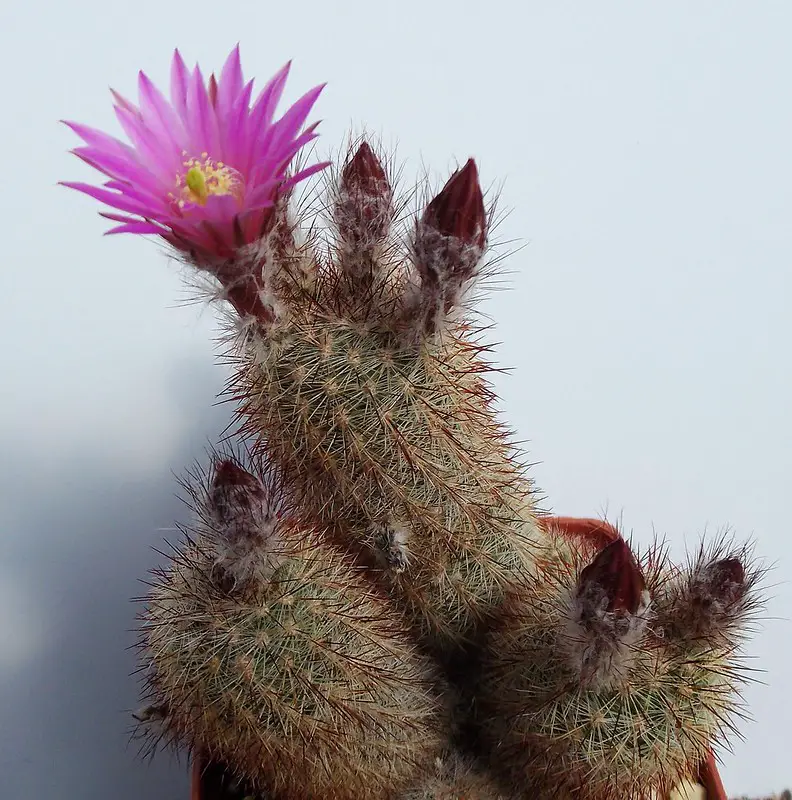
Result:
[171, 152, 244, 208]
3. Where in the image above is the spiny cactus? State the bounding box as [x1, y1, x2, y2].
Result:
[213, 142, 547, 653]
[60, 47, 767, 800]
[477, 520, 762, 800]
[137, 454, 449, 799]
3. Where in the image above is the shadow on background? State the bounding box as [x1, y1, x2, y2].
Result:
[0, 361, 234, 799]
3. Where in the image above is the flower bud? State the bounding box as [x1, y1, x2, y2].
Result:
[421, 159, 486, 251]
[407, 159, 488, 334]
[701, 558, 745, 605]
[207, 458, 283, 590]
[335, 141, 393, 245]
[563, 538, 650, 688]
[210, 459, 267, 530]
[577, 538, 647, 615]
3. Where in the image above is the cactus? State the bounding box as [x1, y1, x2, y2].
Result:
[61, 48, 766, 800]
[136, 454, 449, 799]
[220, 145, 545, 653]
[477, 520, 762, 800]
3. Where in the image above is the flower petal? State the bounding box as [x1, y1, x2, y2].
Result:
[61, 120, 137, 162]
[105, 221, 164, 235]
[170, 48, 190, 123]
[114, 105, 176, 178]
[216, 44, 243, 118]
[60, 181, 154, 216]
[280, 160, 331, 192]
[138, 70, 184, 157]
[72, 146, 164, 194]
[186, 64, 220, 157]
[263, 83, 325, 155]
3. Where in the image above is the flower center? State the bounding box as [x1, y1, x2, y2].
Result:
[173, 152, 244, 208]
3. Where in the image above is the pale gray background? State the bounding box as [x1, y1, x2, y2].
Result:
[1, 1, 789, 797]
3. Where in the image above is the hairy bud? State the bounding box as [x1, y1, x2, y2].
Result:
[408, 159, 488, 334]
[562, 538, 650, 688]
[366, 519, 411, 573]
[335, 141, 394, 246]
[421, 159, 487, 251]
[578, 538, 647, 615]
[658, 549, 752, 647]
[207, 459, 284, 591]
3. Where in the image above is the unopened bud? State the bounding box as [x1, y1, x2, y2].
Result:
[578, 538, 647, 615]
[563, 538, 650, 688]
[335, 141, 393, 245]
[408, 160, 488, 333]
[342, 142, 389, 199]
[421, 159, 486, 251]
[207, 458, 283, 590]
[367, 520, 410, 574]
[654, 541, 758, 649]
[702, 558, 745, 605]
[210, 459, 267, 531]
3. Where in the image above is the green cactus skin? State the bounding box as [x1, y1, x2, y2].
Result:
[136, 457, 450, 800]
[476, 529, 761, 800]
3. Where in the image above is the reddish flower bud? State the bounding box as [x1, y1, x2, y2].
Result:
[421, 159, 486, 250]
[210, 459, 266, 527]
[342, 141, 389, 197]
[578, 538, 646, 614]
[406, 159, 489, 333]
[705, 558, 745, 600]
[207, 459, 284, 590]
[335, 141, 393, 245]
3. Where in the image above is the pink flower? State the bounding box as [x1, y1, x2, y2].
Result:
[61, 47, 328, 259]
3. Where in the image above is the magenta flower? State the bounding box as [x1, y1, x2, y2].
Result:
[61, 47, 328, 259]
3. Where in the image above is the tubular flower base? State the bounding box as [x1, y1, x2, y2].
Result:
[61, 47, 328, 261]
[62, 66, 765, 800]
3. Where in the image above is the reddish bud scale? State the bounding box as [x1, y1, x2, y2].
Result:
[578, 538, 646, 614]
